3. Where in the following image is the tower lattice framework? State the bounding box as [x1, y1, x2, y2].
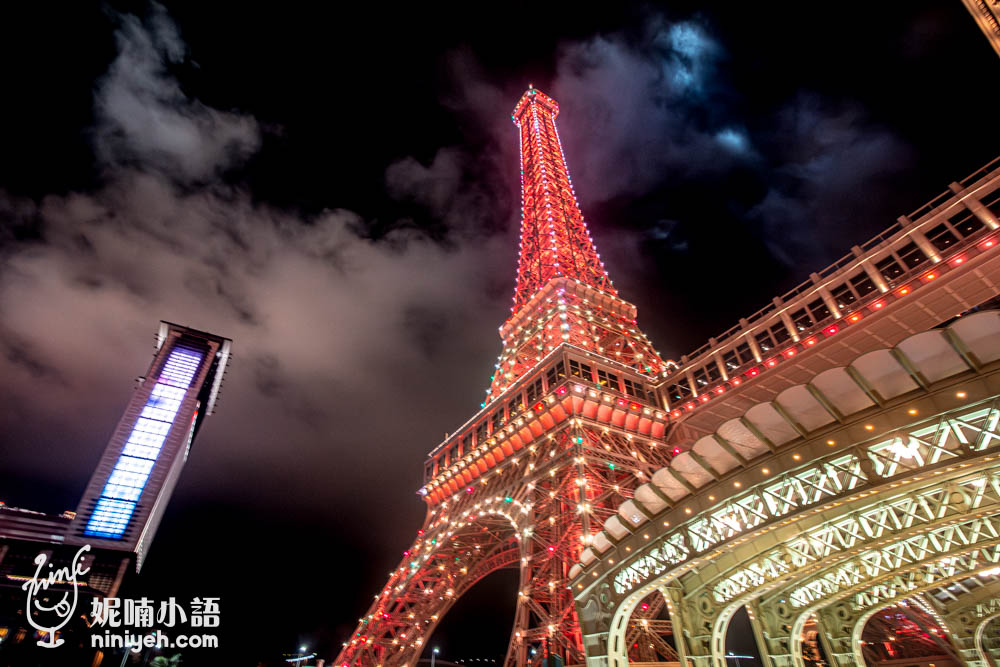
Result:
[335, 87, 675, 667]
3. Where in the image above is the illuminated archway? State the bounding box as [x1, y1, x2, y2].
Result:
[419, 567, 521, 664]
[859, 600, 960, 666]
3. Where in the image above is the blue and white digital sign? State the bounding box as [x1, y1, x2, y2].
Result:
[83, 345, 204, 539]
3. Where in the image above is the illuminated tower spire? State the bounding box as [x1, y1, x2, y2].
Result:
[510, 86, 615, 311]
[487, 87, 670, 402]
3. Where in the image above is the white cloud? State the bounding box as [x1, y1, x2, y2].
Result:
[93, 3, 260, 182]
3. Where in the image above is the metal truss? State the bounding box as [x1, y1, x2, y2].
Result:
[796, 515, 1000, 609]
[739, 539, 1000, 667]
[611, 400, 1000, 598]
[977, 598, 1000, 619]
[713, 473, 1000, 606]
[622, 590, 677, 663]
[930, 572, 1000, 611]
[839, 558, 1000, 667]
[741, 497, 1000, 667]
[335, 409, 673, 666]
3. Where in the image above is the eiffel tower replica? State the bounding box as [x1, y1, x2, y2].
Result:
[336, 86, 676, 666]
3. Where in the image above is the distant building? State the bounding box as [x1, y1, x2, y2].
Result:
[0, 321, 231, 658]
[0, 505, 74, 545]
[66, 322, 231, 570]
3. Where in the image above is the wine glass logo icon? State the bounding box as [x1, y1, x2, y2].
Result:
[21, 545, 92, 648]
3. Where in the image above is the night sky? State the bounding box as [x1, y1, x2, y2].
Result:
[1, 2, 999, 665]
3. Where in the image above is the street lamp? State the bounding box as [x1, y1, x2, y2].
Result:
[431, 646, 440, 667]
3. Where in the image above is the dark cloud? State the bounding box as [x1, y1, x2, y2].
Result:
[433, 18, 757, 209]
[385, 146, 511, 241]
[751, 94, 915, 267]
[548, 19, 756, 202]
